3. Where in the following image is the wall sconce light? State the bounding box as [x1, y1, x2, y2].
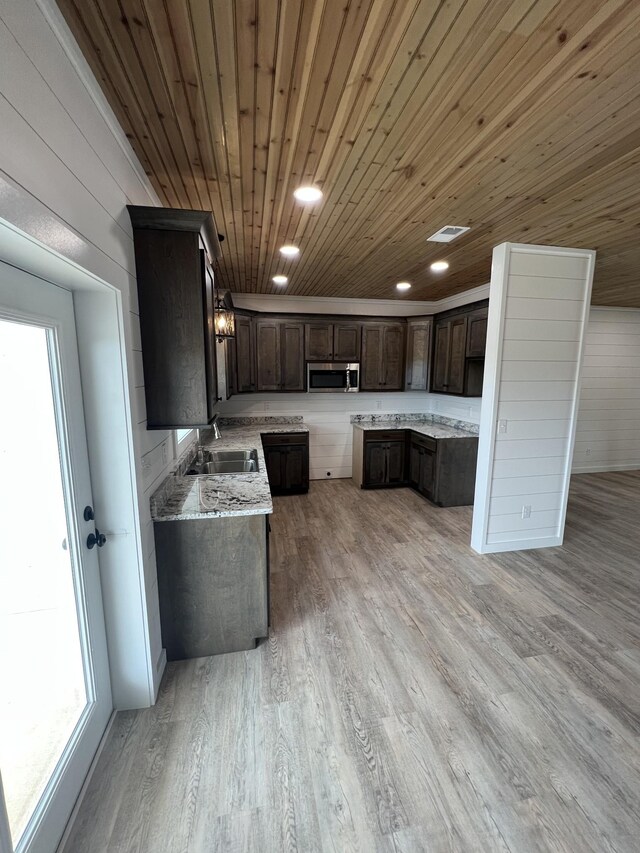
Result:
[214, 292, 235, 341]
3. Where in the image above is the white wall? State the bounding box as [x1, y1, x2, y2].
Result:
[0, 0, 176, 706]
[218, 391, 480, 480]
[573, 307, 640, 473]
[472, 243, 595, 554]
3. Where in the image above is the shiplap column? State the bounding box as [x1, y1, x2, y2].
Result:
[471, 243, 595, 554]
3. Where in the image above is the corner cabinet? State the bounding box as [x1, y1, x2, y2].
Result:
[261, 432, 309, 494]
[128, 206, 222, 428]
[431, 301, 488, 397]
[360, 322, 405, 391]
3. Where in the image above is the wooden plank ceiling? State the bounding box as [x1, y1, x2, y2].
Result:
[58, 0, 640, 306]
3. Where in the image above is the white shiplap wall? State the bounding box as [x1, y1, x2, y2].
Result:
[472, 243, 595, 554]
[217, 392, 481, 480]
[573, 307, 640, 473]
[0, 0, 178, 705]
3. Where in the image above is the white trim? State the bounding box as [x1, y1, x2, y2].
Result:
[55, 711, 117, 853]
[572, 462, 640, 474]
[230, 283, 490, 317]
[478, 535, 563, 554]
[34, 0, 161, 207]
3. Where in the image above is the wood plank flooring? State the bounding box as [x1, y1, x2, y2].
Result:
[63, 472, 640, 852]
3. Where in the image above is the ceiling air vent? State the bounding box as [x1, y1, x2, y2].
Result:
[427, 225, 470, 243]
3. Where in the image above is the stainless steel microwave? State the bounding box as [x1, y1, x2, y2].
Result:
[307, 362, 360, 393]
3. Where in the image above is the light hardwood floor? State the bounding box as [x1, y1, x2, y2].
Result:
[63, 473, 640, 852]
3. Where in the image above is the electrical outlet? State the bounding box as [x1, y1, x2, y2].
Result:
[521, 505, 531, 519]
[161, 441, 168, 466]
[264, 401, 271, 412]
[498, 419, 508, 434]
[376, 400, 383, 410]
[586, 448, 591, 456]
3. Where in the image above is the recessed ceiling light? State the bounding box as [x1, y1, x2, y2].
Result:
[396, 282, 412, 291]
[430, 261, 449, 272]
[272, 275, 288, 285]
[279, 245, 300, 257]
[293, 186, 323, 203]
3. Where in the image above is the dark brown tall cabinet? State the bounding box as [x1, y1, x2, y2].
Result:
[360, 322, 405, 391]
[255, 318, 305, 391]
[431, 301, 488, 397]
[128, 206, 222, 428]
[405, 317, 433, 391]
[235, 313, 256, 392]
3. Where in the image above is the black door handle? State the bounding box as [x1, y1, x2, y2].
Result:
[87, 528, 107, 549]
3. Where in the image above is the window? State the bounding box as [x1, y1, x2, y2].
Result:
[174, 428, 197, 457]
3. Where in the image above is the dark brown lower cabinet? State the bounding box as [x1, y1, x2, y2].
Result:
[261, 432, 309, 494]
[154, 514, 269, 660]
[362, 432, 406, 487]
[362, 429, 478, 506]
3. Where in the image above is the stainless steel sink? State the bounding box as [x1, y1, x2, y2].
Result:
[185, 448, 259, 476]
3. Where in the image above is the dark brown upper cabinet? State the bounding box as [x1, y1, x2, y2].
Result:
[405, 317, 433, 391]
[360, 322, 405, 391]
[256, 318, 305, 391]
[304, 321, 361, 362]
[234, 313, 256, 392]
[431, 300, 488, 397]
[128, 206, 222, 429]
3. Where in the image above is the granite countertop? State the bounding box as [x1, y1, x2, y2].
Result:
[351, 413, 478, 440]
[151, 418, 309, 522]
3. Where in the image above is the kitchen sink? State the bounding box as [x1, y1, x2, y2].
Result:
[185, 448, 259, 476]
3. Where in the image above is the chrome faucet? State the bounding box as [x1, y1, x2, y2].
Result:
[210, 414, 222, 441]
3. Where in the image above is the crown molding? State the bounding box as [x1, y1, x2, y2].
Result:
[230, 283, 490, 317]
[35, 0, 161, 207]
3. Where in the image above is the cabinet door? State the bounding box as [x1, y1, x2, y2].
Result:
[281, 321, 305, 390]
[406, 322, 431, 391]
[419, 448, 436, 500]
[263, 445, 284, 491]
[409, 442, 421, 487]
[386, 440, 406, 484]
[447, 316, 468, 394]
[431, 321, 450, 392]
[305, 323, 333, 361]
[235, 314, 256, 392]
[256, 318, 281, 390]
[360, 325, 383, 390]
[333, 323, 361, 362]
[382, 325, 405, 390]
[283, 445, 309, 491]
[363, 441, 386, 486]
[225, 337, 236, 397]
[466, 309, 488, 358]
[202, 256, 218, 419]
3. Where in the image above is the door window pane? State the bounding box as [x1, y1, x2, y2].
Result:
[0, 319, 87, 846]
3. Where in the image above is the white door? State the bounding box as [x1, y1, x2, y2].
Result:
[0, 263, 112, 853]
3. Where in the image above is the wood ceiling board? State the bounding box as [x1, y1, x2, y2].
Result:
[57, 0, 640, 306]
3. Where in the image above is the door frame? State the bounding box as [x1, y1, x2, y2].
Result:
[0, 218, 156, 703]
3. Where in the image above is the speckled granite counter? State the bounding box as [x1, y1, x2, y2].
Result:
[351, 413, 478, 440]
[151, 417, 309, 522]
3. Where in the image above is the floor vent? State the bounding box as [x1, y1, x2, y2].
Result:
[427, 225, 470, 242]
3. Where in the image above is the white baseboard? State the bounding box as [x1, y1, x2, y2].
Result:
[56, 711, 117, 852]
[472, 535, 563, 554]
[572, 462, 640, 474]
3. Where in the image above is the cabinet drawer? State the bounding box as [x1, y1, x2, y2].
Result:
[410, 432, 437, 453]
[363, 430, 405, 442]
[261, 431, 308, 446]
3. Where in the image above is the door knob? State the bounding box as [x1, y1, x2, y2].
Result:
[87, 528, 107, 549]
[83, 505, 95, 521]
